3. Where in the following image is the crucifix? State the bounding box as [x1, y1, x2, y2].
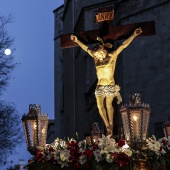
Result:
[60, 7, 155, 136]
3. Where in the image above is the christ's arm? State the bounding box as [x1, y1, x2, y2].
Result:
[70, 34, 93, 57]
[110, 27, 142, 56]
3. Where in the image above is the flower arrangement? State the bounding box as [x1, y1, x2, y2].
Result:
[28, 135, 170, 170]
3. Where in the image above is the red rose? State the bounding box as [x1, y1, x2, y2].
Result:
[112, 152, 130, 167]
[68, 141, 78, 147]
[74, 163, 80, 169]
[84, 149, 93, 158]
[118, 139, 125, 147]
[49, 147, 55, 152]
[93, 144, 98, 150]
[35, 150, 44, 162]
[68, 140, 80, 162]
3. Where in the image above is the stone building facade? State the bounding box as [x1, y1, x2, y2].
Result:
[53, 5, 64, 138]
[54, 0, 170, 140]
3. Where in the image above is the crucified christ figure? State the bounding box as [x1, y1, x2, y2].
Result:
[70, 27, 142, 136]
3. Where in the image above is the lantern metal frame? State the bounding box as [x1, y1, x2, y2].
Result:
[163, 114, 170, 138]
[120, 93, 151, 150]
[22, 104, 48, 155]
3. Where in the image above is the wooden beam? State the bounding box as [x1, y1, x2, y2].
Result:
[60, 20, 155, 49]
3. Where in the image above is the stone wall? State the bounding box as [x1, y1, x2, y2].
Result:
[54, 5, 64, 138]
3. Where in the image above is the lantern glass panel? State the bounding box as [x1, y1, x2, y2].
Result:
[22, 119, 37, 148]
[30, 120, 37, 146]
[91, 123, 102, 143]
[130, 110, 141, 141]
[142, 109, 150, 141]
[22, 121, 29, 147]
[38, 118, 48, 147]
[121, 111, 130, 142]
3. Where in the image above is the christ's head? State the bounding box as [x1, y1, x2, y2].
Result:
[92, 45, 108, 61]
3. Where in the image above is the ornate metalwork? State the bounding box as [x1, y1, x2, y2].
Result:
[120, 93, 150, 149]
[134, 159, 147, 170]
[91, 122, 102, 143]
[22, 104, 48, 155]
[129, 93, 141, 105]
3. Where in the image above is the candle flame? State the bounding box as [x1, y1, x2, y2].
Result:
[133, 115, 137, 121]
[42, 128, 45, 134]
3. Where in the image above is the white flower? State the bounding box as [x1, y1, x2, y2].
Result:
[159, 136, 170, 146]
[146, 135, 161, 154]
[78, 140, 87, 153]
[122, 143, 129, 151]
[98, 135, 117, 153]
[106, 153, 113, 163]
[60, 150, 70, 162]
[93, 149, 101, 162]
[79, 155, 87, 165]
[58, 150, 70, 168]
[124, 148, 132, 157]
[100, 149, 108, 155]
[51, 138, 60, 148]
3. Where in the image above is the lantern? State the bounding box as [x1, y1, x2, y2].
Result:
[163, 114, 170, 138]
[120, 93, 151, 149]
[91, 122, 102, 143]
[22, 104, 48, 155]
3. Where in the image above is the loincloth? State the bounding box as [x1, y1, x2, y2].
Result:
[95, 85, 122, 104]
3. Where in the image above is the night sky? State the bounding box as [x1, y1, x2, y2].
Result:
[0, 0, 64, 168]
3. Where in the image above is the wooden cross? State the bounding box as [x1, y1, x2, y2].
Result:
[60, 6, 155, 49]
[61, 20, 155, 49]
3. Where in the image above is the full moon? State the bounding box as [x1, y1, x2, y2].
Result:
[4, 49, 11, 55]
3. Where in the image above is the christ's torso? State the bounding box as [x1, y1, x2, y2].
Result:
[95, 54, 117, 86]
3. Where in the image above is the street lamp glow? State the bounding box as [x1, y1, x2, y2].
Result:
[4, 49, 11, 55]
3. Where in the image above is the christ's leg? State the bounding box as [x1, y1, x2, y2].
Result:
[95, 95, 109, 128]
[106, 95, 115, 136]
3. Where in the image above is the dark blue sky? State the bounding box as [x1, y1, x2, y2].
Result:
[0, 0, 63, 168]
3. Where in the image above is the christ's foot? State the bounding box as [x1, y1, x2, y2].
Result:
[106, 125, 113, 137]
